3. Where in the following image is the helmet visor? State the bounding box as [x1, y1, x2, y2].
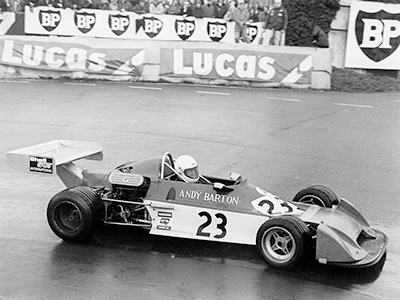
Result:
[184, 166, 199, 180]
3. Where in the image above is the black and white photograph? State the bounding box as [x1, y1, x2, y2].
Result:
[1, 0, 399, 299]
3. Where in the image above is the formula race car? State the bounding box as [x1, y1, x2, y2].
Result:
[6, 140, 388, 270]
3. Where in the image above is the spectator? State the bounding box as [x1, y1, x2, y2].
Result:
[36, 0, 51, 6]
[258, 5, 269, 22]
[149, 0, 167, 14]
[232, 0, 249, 43]
[0, 0, 11, 12]
[162, 0, 170, 12]
[0, 0, 11, 11]
[191, 0, 203, 18]
[64, 0, 85, 9]
[248, 5, 258, 22]
[133, 0, 148, 13]
[223, 0, 235, 21]
[9, 0, 25, 12]
[263, 0, 287, 45]
[167, 0, 182, 15]
[120, 0, 134, 11]
[22, 0, 41, 8]
[201, 0, 215, 18]
[253, 2, 262, 21]
[182, 0, 192, 16]
[214, 0, 227, 19]
[49, 0, 64, 8]
[312, 25, 329, 48]
[98, 0, 109, 10]
[109, 0, 119, 10]
[250, 0, 269, 9]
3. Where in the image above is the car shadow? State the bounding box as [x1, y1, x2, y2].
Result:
[54, 224, 386, 289]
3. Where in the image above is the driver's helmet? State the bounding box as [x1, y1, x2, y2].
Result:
[175, 155, 199, 183]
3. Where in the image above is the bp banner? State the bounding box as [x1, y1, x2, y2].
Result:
[0, 12, 16, 35]
[160, 48, 312, 84]
[0, 37, 144, 76]
[345, 1, 400, 69]
[246, 22, 264, 44]
[24, 6, 235, 43]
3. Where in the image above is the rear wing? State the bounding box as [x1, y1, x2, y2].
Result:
[6, 140, 103, 188]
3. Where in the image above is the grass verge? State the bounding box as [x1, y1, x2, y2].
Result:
[331, 68, 400, 93]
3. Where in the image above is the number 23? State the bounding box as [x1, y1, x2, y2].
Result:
[196, 211, 227, 239]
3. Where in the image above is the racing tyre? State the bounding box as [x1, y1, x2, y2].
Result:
[292, 185, 339, 208]
[256, 216, 311, 270]
[47, 186, 104, 242]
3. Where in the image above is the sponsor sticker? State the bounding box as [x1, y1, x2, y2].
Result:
[345, 2, 400, 69]
[207, 21, 227, 42]
[109, 14, 130, 36]
[75, 11, 96, 34]
[246, 24, 259, 43]
[29, 156, 53, 174]
[175, 18, 195, 41]
[39, 9, 61, 32]
[136, 16, 163, 38]
[156, 211, 172, 230]
[355, 9, 400, 62]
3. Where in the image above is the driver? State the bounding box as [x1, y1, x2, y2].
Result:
[174, 155, 200, 183]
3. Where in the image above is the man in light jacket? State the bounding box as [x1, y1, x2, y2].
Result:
[232, 0, 249, 43]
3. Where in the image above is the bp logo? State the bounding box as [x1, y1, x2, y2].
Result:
[207, 21, 227, 42]
[175, 19, 195, 41]
[136, 16, 163, 38]
[109, 14, 130, 36]
[39, 10, 61, 32]
[75, 11, 96, 34]
[246, 24, 258, 43]
[355, 9, 400, 62]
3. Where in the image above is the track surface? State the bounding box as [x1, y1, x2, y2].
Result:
[1, 80, 399, 300]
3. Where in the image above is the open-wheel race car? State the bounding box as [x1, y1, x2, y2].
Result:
[6, 140, 388, 270]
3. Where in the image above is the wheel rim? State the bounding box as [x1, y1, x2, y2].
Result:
[298, 195, 326, 207]
[54, 201, 83, 233]
[262, 226, 296, 263]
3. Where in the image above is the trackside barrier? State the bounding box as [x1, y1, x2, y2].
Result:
[0, 36, 331, 89]
[24, 7, 236, 43]
[3, 8, 262, 43]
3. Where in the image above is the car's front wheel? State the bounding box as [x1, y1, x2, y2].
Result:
[292, 185, 339, 208]
[47, 186, 104, 242]
[256, 216, 311, 270]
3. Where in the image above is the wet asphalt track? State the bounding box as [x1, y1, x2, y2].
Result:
[0, 80, 400, 300]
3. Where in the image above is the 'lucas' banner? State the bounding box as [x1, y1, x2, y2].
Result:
[160, 48, 312, 84]
[345, 1, 400, 69]
[24, 6, 235, 43]
[0, 37, 145, 76]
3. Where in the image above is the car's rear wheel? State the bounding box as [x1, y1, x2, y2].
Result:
[47, 186, 104, 242]
[256, 216, 311, 270]
[292, 185, 339, 208]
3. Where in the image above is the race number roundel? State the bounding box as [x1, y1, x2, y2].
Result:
[252, 187, 300, 215]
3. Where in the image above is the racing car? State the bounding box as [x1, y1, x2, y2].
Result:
[6, 140, 387, 270]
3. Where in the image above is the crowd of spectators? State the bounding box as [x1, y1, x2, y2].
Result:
[1, 0, 275, 21]
[2, 0, 291, 45]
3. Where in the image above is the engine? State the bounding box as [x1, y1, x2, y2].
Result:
[108, 169, 150, 201]
[103, 168, 151, 227]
